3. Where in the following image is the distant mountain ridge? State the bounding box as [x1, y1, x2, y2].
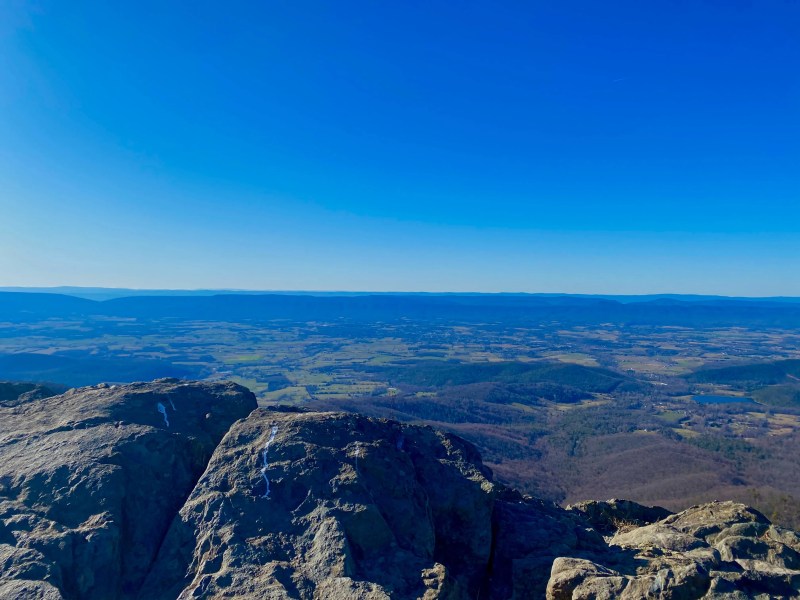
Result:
[3, 290, 800, 327]
[3, 286, 800, 303]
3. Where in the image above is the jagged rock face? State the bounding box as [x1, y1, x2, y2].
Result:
[484, 493, 606, 599]
[2, 379, 799, 600]
[566, 499, 673, 536]
[0, 379, 257, 600]
[141, 411, 472, 597]
[547, 501, 800, 599]
[138, 409, 604, 599]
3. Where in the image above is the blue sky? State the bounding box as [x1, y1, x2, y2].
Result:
[1, 1, 798, 294]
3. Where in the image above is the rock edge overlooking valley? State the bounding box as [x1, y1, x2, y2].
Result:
[1, 380, 798, 599]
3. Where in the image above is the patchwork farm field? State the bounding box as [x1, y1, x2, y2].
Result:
[4, 294, 800, 528]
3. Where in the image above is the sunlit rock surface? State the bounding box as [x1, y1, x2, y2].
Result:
[548, 501, 800, 599]
[1, 379, 798, 599]
[139, 409, 605, 599]
[0, 379, 257, 599]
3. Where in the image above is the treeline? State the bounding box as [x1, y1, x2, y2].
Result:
[689, 359, 800, 388]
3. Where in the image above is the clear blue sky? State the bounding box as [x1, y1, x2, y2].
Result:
[1, 1, 798, 294]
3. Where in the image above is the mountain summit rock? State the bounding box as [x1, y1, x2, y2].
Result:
[0, 380, 798, 599]
[0, 379, 257, 599]
[137, 408, 607, 599]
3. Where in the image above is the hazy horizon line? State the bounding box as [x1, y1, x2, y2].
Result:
[2, 285, 800, 301]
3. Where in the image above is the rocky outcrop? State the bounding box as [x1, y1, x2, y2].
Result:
[566, 499, 673, 536]
[547, 501, 800, 599]
[1, 379, 799, 599]
[138, 409, 603, 599]
[0, 379, 257, 599]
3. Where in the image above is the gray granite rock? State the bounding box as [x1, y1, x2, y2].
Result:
[0, 379, 256, 599]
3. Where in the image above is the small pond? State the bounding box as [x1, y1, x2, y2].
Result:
[692, 395, 755, 404]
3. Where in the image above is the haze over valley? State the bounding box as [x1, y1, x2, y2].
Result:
[4, 289, 800, 532]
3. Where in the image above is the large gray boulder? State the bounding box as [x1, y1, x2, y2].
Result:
[139, 409, 601, 599]
[139, 409, 472, 598]
[0, 379, 257, 599]
[547, 501, 800, 599]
